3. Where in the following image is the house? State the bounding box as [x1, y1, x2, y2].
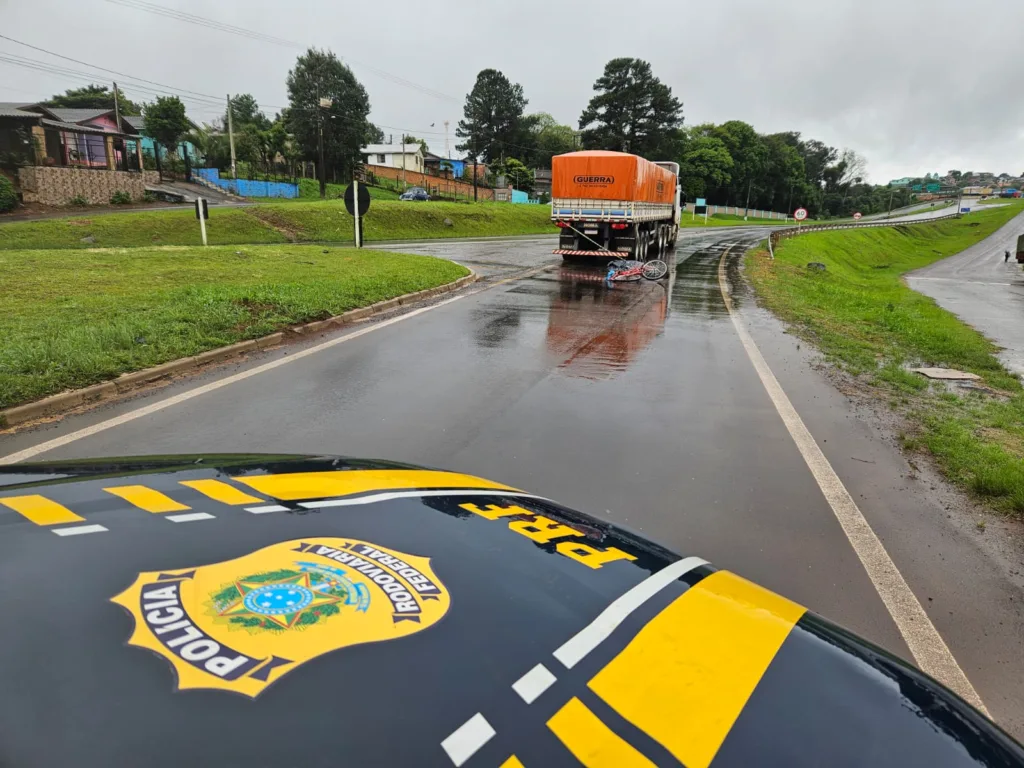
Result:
[533, 168, 552, 197]
[360, 143, 425, 174]
[423, 151, 466, 178]
[0, 101, 169, 205]
[889, 177, 913, 187]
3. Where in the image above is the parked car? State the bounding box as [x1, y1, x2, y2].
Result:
[399, 187, 430, 201]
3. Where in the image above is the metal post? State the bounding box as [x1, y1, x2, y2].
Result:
[473, 156, 478, 202]
[353, 179, 362, 248]
[198, 198, 208, 246]
[887, 187, 895, 219]
[226, 94, 237, 180]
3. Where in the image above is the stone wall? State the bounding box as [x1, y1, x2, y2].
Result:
[18, 166, 160, 206]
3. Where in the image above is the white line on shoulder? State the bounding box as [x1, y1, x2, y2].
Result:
[717, 247, 988, 714]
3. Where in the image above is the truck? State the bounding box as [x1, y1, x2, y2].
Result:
[1017, 233, 1024, 264]
[550, 150, 681, 261]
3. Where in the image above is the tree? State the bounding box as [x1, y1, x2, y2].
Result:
[677, 125, 733, 200]
[492, 157, 534, 195]
[143, 96, 190, 158]
[712, 121, 767, 215]
[227, 94, 270, 130]
[529, 113, 577, 167]
[402, 135, 430, 154]
[45, 84, 141, 115]
[456, 69, 530, 163]
[948, 169, 962, 183]
[578, 58, 683, 158]
[286, 47, 373, 196]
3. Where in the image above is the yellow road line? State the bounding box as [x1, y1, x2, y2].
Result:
[587, 570, 804, 768]
[104, 485, 190, 513]
[179, 479, 262, 505]
[0, 495, 85, 525]
[547, 697, 656, 768]
[234, 470, 517, 501]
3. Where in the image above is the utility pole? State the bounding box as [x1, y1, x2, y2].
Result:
[112, 81, 121, 130]
[444, 120, 450, 158]
[473, 155, 478, 202]
[887, 186, 896, 219]
[401, 133, 407, 190]
[743, 178, 752, 220]
[315, 84, 327, 199]
[226, 94, 237, 180]
[112, 82, 122, 169]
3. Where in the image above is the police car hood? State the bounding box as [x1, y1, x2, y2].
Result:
[0, 453, 1019, 767]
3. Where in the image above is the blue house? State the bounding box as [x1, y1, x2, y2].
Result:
[123, 115, 201, 164]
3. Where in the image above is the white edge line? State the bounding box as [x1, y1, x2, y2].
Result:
[512, 663, 557, 705]
[246, 504, 290, 514]
[299, 489, 540, 509]
[717, 247, 989, 715]
[166, 512, 215, 523]
[553, 556, 708, 670]
[0, 293, 468, 465]
[52, 523, 108, 536]
[440, 712, 495, 767]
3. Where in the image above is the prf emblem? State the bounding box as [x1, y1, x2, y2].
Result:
[111, 538, 450, 697]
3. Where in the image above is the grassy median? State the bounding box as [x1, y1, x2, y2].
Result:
[0, 199, 556, 250]
[746, 203, 1024, 513]
[0, 245, 467, 411]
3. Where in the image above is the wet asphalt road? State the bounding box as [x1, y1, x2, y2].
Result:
[909, 209, 1024, 375]
[4, 227, 1024, 734]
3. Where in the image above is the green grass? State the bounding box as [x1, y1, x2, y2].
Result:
[290, 178, 402, 201]
[252, 199, 555, 243]
[0, 199, 556, 249]
[0, 245, 467, 411]
[0, 208, 286, 250]
[746, 205, 1024, 513]
[977, 197, 1024, 207]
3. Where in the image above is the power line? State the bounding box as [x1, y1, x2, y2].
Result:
[104, 0, 461, 103]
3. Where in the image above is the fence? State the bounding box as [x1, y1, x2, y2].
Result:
[358, 163, 496, 202]
[682, 202, 790, 220]
[768, 212, 961, 253]
[193, 167, 298, 198]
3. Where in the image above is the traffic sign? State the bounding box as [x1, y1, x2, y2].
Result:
[794, 207, 808, 221]
[853, 212, 862, 220]
[344, 182, 371, 217]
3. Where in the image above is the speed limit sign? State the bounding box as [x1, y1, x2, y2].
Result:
[794, 207, 808, 221]
[853, 212, 862, 220]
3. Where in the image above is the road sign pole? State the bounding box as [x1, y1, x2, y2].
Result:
[354, 179, 362, 248]
[197, 197, 208, 246]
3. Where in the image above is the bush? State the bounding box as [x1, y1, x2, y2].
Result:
[68, 195, 89, 207]
[142, 191, 156, 203]
[0, 174, 17, 213]
[110, 190, 133, 205]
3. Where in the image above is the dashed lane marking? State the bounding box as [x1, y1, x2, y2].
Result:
[53, 524, 108, 537]
[441, 712, 496, 767]
[300, 489, 540, 510]
[717, 246, 988, 714]
[165, 512, 215, 523]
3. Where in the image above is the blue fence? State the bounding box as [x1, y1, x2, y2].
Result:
[194, 168, 299, 199]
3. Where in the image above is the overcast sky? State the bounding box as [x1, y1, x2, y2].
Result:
[1, 0, 1021, 183]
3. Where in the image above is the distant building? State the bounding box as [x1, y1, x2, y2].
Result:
[360, 143, 425, 174]
[423, 151, 466, 178]
[533, 168, 552, 197]
[889, 177, 912, 187]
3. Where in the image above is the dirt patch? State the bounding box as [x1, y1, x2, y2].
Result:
[244, 208, 300, 242]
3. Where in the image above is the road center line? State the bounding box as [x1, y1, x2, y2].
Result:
[717, 247, 987, 714]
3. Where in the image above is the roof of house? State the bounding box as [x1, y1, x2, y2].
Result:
[361, 143, 423, 155]
[124, 115, 145, 130]
[0, 102, 40, 119]
[40, 118, 114, 135]
[424, 151, 465, 162]
[41, 107, 117, 123]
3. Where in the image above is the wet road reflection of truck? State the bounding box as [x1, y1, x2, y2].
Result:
[546, 265, 671, 379]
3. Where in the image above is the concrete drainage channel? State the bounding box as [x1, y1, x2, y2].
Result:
[0, 272, 478, 429]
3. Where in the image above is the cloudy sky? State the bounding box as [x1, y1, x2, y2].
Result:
[1, 0, 1021, 183]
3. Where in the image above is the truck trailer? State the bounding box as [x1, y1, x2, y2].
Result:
[550, 150, 681, 261]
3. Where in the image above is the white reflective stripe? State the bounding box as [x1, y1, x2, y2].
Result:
[52, 524, 108, 536]
[245, 504, 289, 514]
[512, 663, 557, 704]
[553, 556, 708, 669]
[299, 489, 540, 510]
[440, 713, 495, 766]
[166, 512, 215, 523]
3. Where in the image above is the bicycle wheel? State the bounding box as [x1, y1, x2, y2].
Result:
[642, 260, 668, 280]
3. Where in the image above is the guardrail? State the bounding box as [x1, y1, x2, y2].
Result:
[768, 212, 960, 251]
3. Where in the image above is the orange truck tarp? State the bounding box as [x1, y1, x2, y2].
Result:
[552, 151, 676, 205]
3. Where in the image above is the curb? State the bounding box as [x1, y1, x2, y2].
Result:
[1, 271, 478, 429]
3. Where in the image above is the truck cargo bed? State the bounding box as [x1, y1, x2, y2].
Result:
[551, 198, 675, 223]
